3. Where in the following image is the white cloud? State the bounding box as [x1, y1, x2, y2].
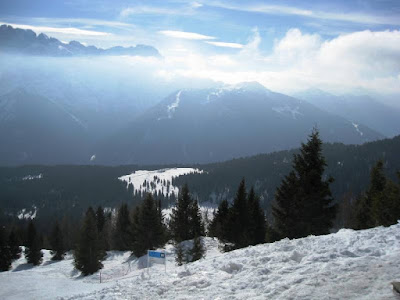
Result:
[154, 28, 400, 94]
[159, 30, 215, 40]
[3, 23, 110, 36]
[120, 6, 178, 17]
[205, 41, 243, 48]
[203, 1, 400, 26]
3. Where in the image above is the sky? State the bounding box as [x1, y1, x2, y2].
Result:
[1, 0, 400, 94]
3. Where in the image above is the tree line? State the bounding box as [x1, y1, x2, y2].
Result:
[1, 129, 399, 275]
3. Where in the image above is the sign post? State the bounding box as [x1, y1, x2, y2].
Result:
[147, 250, 166, 273]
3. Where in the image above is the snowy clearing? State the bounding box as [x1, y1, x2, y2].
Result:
[118, 168, 203, 197]
[1, 223, 400, 299]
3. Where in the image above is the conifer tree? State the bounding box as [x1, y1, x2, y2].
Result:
[175, 242, 184, 266]
[0, 227, 12, 271]
[132, 193, 166, 257]
[190, 237, 204, 262]
[74, 207, 103, 275]
[208, 199, 229, 241]
[96, 206, 106, 233]
[8, 228, 22, 261]
[189, 200, 205, 238]
[50, 221, 65, 261]
[247, 187, 267, 245]
[226, 179, 249, 248]
[273, 129, 336, 238]
[355, 162, 400, 229]
[170, 184, 192, 243]
[113, 203, 132, 251]
[25, 220, 43, 265]
[272, 171, 302, 239]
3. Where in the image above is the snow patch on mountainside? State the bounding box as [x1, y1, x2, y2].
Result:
[17, 206, 37, 219]
[272, 105, 303, 120]
[1, 223, 400, 299]
[119, 168, 203, 197]
[167, 90, 182, 118]
[352, 122, 364, 136]
[22, 174, 43, 181]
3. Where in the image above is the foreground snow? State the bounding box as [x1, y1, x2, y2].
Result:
[1, 223, 400, 299]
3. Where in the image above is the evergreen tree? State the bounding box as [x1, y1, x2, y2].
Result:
[273, 129, 336, 238]
[355, 162, 400, 229]
[0, 226, 12, 271]
[25, 220, 43, 265]
[175, 242, 184, 266]
[190, 237, 204, 262]
[74, 207, 103, 275]
[132, 193, 166, 257]
[96, 206, 106, 233]
[8, 228, 22, 261]
[208, 199, 229, 241]
[113, 203, 132, 251]
[50, 221, 65, 261]
[272, 171, 302, 239]
[189, 200, 205, 238]
[247, 187, 267, 245]
[226, 179, 249, 248]
[170, 184, 192, 243]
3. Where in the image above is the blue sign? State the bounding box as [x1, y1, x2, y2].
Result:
[149, 251, 165, 259]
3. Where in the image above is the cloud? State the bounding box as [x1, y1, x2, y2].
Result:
[159, 30, 215, 40]
[205, 41, 243, 48]
[203, 1, 400, 26]
[154, 28, 400, 94]
[120, 2, 203, 18]
[3, 23, 110, 36]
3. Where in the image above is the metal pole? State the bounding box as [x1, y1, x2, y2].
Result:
[147, 250, 150, 276]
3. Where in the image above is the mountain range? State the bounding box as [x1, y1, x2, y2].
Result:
[294, 89, 400, 137]
[95, 82, 383, 165]
[0, 24, 160, 57]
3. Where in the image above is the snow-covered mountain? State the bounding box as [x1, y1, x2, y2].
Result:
[1, 222, 399, 299]
[0, 24, 160, 57]
[294, 89, 400, 137]
[96, 82, 384, 165]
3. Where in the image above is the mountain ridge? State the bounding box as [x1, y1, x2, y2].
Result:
[0, 24, 161, 57]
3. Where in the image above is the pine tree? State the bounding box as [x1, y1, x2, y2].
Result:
[355, 162, 400, 229]
[273, 129, 336, 238]
[132, 193, 166, 257]
[113, 203, 132, 251]
[208, 199, 229, 241]
[272, 171, 302, 239]
[0, 227, 12, 271]
[170, 184, 192, 243]
[226, 179, 249, 248]
[96, 206, 106, 233]
[8, 228, 22, 261]
[247, 187, 267, 245]
[50, 221, 65, 261]
[190, 237, 204, 262]
[175, 242, 184, 266]
[25, 220, 43, 265]
[189, 200, 205, 238]
[74, 207, 103, 275]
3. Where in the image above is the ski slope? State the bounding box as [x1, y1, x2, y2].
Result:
[1, 223, 400, 299]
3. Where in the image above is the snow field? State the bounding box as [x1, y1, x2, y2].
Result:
[1, 223, 400, 299]
[118, 168, 203, 198]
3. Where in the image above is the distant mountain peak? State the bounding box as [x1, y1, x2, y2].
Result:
[0, 24, 161, 57]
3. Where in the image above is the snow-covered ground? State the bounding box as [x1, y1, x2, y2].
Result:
[1, 223, 400, 299]
[118, 168, 203, 197]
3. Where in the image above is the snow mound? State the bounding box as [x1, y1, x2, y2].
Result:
[1, 224, 400, 299]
